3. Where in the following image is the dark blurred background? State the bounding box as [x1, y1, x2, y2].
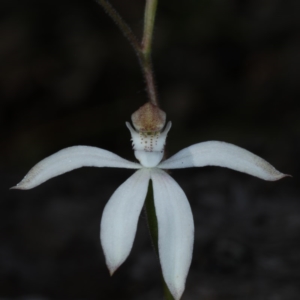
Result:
[1, 0, 299, 299]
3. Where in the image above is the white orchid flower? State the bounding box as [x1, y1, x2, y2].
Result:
[12, 104, 287, 300]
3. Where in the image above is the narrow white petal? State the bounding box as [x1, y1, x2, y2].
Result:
[151, 169, 194, 300]
[12, 146, 141, 190]
[159, 141, 288, 181]
[100, 169, 150, 275]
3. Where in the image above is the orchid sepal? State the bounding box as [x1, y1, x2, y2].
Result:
[159, 141, 288, 181]
[100, 169, 150, 275]
[11, 146, 141, 190]
[151, 168, 194, 300]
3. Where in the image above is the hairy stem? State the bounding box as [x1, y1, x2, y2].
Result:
[142, 60, 158, 106]
[95, 0, 159, 106]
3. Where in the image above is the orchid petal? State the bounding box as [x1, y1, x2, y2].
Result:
[158, 141, 287, 181]
[151, 169, 194, 300]
[100, 169, 150, 275]
[12, 146, 141, 190]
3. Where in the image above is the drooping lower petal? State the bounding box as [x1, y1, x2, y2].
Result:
[151, 169, 194, 300]
[12, 146, 141, 189]
[158, 141, 288, 181]
[100, 169, 150, 275]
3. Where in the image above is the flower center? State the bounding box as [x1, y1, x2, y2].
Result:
[126, 122, 172, 168]
[138, 132, 160, 152]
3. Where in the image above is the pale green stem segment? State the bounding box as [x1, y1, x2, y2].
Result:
[145, 181, 158, 253]
[141, 0, 159, 106]
[145, 182, 175, 300]
[142, 0, 158, 59]
[94, 0, 159, 106]
[164, 282, 176, 300]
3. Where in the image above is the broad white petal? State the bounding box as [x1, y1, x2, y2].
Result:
[151, 169, 194, 300]
[12, 146, 141, 189]
[158, 141, 287, 181]
[101, 169, 150, 274]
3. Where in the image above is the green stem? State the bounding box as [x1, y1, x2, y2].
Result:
[142, 0, 158, 59]
[145, 182, 175, 300]
[144, 181, 158, 254]
[141, 0, 159, 106]
[95, 0, 159, 107]
[163, 282, 176, 300]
